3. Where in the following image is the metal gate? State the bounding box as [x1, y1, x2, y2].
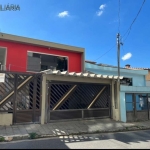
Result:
[0, 72, 42, 124]
[126, 93, 150, 122]
[48, 82, 110, 121]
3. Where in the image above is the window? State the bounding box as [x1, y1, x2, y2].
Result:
[120, 77, 132, 86]
[126, 93, 149, 112]
[125, 94, 133, 111]
[41, 65, 48, 71]
[27, 52, 68, 72]
[135, 94, 148, 111]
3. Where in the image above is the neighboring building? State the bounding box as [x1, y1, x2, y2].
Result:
[0, 33, 85, 73]
[85, 61, 150, 122]
[146, 70, 150, 86]
[124, 64, 150, 87]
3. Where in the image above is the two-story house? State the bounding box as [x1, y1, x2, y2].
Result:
[0, 33, 85, 73]
[0, 33, 121, 125]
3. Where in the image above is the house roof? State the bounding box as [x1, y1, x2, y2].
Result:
[0, 32, 84, 53]
[124, 67, 150, 70]
[85, 61, 148, 76]
[85, 60, 150, 70]
[85, 60, 97, 64]
[85, 60, 125, 69]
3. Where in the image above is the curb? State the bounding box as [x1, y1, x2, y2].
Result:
[1, 126, 150, 142]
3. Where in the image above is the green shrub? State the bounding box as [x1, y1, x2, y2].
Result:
[29, 132, 38, 139]
[0, 136, 5, 142]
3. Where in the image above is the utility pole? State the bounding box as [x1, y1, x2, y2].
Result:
[117, 33, 120, 89]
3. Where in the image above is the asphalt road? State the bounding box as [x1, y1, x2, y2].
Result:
[0, 130, 150, 149]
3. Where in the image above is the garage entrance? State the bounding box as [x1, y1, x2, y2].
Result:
[41, 70, 122, 123]
[48, 82, 110, 121]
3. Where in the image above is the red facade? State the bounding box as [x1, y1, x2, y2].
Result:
[0, 40, 82, 73]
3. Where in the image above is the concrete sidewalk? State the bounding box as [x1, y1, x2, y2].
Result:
[1, 119, 150, 142]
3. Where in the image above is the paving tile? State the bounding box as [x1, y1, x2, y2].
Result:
[6, 127, 13, 132]
[41, 126, 49, 133]
[18, 126, 27, 133]
[48, 128, 54, 133]
[12, 129, 21, 134]
[0, 129, 6, 136]
[24, 125, 34, 134]
[38, 126, 47, 134]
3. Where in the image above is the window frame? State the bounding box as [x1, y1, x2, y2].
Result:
[26, 51, 69, 72]
[120, 77, 133, 86]
[125, 93, 149, 112]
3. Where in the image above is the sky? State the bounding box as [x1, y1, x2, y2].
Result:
[0, 0, 150, 68]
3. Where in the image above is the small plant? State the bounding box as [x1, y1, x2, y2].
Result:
[125, 127, 129, 130]
[29, 132, 38, 139]
[95, 130, 100, 133]
[0, 136, 5, 142]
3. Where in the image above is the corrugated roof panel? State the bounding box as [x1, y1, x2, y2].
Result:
[41, 69, 124, 80]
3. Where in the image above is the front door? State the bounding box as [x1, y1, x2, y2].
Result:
[126, 93, 149, 122]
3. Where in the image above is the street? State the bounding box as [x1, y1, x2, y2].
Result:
[0, 130, 150, 149]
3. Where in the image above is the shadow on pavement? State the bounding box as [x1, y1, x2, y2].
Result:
[58, 130, 150, 144]
[0, 138, 69, 149]
[0, 130, 150, 149]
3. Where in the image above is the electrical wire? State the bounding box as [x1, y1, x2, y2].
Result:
[94, 0, 146, 62]
[122, 45, 126, 55]
[94, 0, 120, 62]
[122, 0, 146, 42]
[94, 44, 116, 61]
[94, 0, 120, 61]
[118, 0, 121, 33]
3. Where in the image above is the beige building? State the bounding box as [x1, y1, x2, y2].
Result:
[146, 70, 150, 86]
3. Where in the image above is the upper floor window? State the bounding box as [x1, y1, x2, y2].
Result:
[27, 52, 68, 72]
[120, 77, 132, 86]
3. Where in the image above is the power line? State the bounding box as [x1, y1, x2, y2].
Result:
[118, 0, 121, 33]
[94, 44, 116, 61]
[122, 0, 146, 42]
[94, 0, 145, 62]
[94, 0, 120, 62]
[122, 45, 126, 55]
